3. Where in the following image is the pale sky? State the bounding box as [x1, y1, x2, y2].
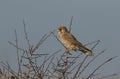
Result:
[0, 0, 120, 78]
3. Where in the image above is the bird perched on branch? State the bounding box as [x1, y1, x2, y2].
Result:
[57, 26, 93, 56]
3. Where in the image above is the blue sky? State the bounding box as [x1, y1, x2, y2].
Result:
[0, 0, 120, 77]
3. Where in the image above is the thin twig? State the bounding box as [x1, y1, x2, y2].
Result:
[41, 50, 62, 77]
[78, 49, 106, 77]
[23, 19, 32, 79]
[67, 54, 82, 73]
[23, 19, 31, 54]
[69, 16, 73, 32]
[14, 30, 22, 78]
[100, 73, 118, 79]
[91, 40, 100, 50]
[8, 41, 27, 52]
[39, 49, 61, 73]
[1, 61, 18, 79]
[84, 40, 100, 46]
[86, 56, 118, 79]
[73, 56, 88, 79]
[32, 34, 47, 52]
[32, 30, 54, 53]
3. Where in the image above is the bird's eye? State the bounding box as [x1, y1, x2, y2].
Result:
[57, 29, 61, 32]
[59, 29, 62, 31]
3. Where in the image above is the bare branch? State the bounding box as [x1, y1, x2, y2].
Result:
[100, 73, 118, 79]
[69, 16, 73, 32]
[23, 19, 31, 54]
[14, 30, 22, 78]
[78, 49, 106, 75]
[84, 40, 100, 46]
[8, 41, 27, 52]
[86, 56, 118, 79]
[32, 34, 47, 52]
[73, 56, 88, 79]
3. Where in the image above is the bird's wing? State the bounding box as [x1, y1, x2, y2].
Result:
[59, 32, 93, 56]
[62, 32, 83, 45]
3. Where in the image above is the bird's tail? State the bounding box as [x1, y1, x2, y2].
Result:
[79, 46, 93, 56]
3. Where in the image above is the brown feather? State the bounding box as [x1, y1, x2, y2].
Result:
[57, 26, 93, 56]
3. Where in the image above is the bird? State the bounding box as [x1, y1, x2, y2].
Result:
[57, 26, 93, 56]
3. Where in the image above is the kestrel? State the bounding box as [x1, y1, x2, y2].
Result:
[57, 26, 93, 56]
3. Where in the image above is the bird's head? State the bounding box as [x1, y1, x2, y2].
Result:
[57, 26, 68, 34]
